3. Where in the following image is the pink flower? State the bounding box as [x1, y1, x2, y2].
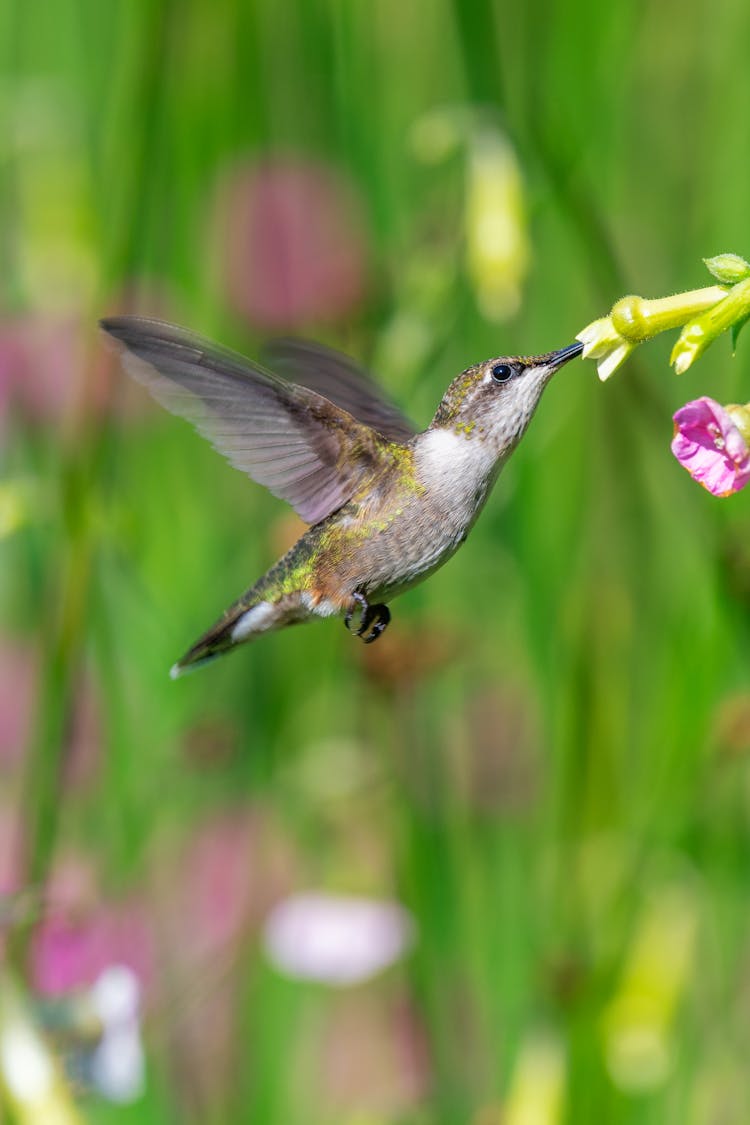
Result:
[170, 810, 261, 955]
[0, 313, 86, 423]
[0, 804, 24, 897]
[0, 637, 101, 786]
[32, 902, 155, 997]
[31, 855, 154, 996]
[0, 641, 35, 770]
[671, 396, 750, 497]
[0, 293, 169, 428]
[212, 156, 368, 329]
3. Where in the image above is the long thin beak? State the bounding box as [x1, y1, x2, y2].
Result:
[547, 340, 584, 370]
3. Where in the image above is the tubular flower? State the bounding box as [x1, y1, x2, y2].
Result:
[578, 287, 729, 381]
[579, 254, 750, 380]
[671, 397, 750, 497]
[611, 289, 728, 342]
[670, 278, 750, 374]
[576, 317, 636, 381]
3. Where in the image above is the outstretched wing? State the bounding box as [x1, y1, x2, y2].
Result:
[101, 317, 401, 526]
[263, 338, 417, 442]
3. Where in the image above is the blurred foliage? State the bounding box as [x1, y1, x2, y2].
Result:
[2, 0, 750, 1122]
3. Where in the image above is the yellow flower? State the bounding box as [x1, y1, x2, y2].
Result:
[576, 317, 636, 381]
[670, 277, 750, 374]
[577, 284, 730, 380]
[465, 131, 530, 321]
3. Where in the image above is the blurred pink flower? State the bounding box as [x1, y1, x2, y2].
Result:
[0, 297, 166, 426]
[263, 892, 416, 986]
[155, 806, 298, 962]
[0, 637, 101, 786]
[318, 991, 429, 1117]
[31, 855, 154, 996]
[32, 904, 154, 997]
[672, 396, 750, 496]
[0, 313, 86, 423]
[32, 904, 155, 997]
[214, 156, 368, 328]
[0, 805, 29, 966]
[174, 811, 260, 955]
[149, 808, 299, 1112]
[61, 673, 102, 790]
[0, 804, 25, 896]
[0, 640, 35, 769]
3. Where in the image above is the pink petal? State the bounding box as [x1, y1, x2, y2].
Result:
[213, 157, 369, 329]
[672, 397, 750, 497]
[32, 900, 154, 996]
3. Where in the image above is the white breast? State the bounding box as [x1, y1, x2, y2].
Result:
[415, 429, 499, 513]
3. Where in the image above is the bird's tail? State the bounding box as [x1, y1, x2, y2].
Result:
[170, 595, 281, 679]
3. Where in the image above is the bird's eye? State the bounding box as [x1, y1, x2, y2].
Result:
[491, 363, 514, 384]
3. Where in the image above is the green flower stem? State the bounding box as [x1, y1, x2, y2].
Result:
[671, 277, 750, 373]
[611, 286, 728, 342]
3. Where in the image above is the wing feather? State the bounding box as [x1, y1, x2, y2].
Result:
[263, 337, 416, 441]
[101, 317, 401, 525]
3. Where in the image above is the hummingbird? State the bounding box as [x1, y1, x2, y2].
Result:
[101, 317, 582, 676]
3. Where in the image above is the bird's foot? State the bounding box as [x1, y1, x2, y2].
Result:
[360, 603, 390, 644]
[344, 592, 368, 633]
[344, 593, 391, 644]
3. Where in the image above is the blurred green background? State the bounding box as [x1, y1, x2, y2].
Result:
[2, 0, 750, 1122]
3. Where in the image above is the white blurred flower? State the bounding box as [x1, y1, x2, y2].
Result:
[263, 893, 416, 986]
[0, 971, 83, 1124]
[32, 964, 147, 1105]
[1, 1021, 55, 1105]
[87, 966, 144, 1104]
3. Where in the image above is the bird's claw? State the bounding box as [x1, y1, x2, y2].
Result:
[344, 593, 391, 644]
[344, 592, 368, 633]
[360, 603, 391, 644]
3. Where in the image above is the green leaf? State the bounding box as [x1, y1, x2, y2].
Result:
[731, 311, 750, 352]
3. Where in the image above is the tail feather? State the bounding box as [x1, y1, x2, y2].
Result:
[170, 598, 280, 678]
[170, 617, 242, 679]
[170, 650, 224, 679]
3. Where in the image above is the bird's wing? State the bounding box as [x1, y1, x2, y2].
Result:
[102, 317, 403, 526]
[263, 338, 417, 442]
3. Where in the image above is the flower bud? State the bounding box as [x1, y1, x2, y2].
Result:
[703, 253, 750, 285]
